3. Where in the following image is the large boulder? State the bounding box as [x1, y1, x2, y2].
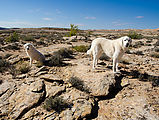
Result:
[64, 58, 123, 96]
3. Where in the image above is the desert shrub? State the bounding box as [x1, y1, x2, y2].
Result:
[150, 52, 159, 58]
[56, 48, 73, 58]
[47, 53, 63, 67]
[15, 61, 30, 74]
[22, 35, 34, 41]
[43, 96, 71, 113]
[99, 53, 110, 61]
[0, 57, 10, 72]
[5, 31, 19, 42]
[46, 48, 73, 67]
[68, 77, 90, 93]
[73, 45, 89, 52]
[128, 31, 143, 39]
[154, 40, 159, 46]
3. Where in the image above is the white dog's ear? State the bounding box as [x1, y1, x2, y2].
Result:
[121, 38, 124, 47]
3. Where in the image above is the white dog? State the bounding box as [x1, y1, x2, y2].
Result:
[24, 43, 45, 66]
[87, 36, 132, 73]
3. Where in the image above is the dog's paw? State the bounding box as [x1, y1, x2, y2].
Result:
[113, 71, 121, 74]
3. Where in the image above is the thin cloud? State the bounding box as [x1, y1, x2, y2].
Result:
[85, 16, 96, 20]
[56, 9, 61, 14]
[28, 9, 41, 13]
[42, 18, 52, 21]
[112, 21, 129, 26]
[136, 16, 144, 19]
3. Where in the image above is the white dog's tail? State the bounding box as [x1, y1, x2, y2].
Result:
[87, 48, 92, 55]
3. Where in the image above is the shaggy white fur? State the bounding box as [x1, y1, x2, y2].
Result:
[87, 36, 132, 73]
[24, 43, 45, 66]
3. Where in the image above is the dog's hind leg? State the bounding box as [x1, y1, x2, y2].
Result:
[92, 46, 98, 69]
[92, 51, 97, 69]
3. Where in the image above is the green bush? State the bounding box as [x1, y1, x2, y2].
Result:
[43, 96, 71, 113]
[128, 31, 143, 39]
[73, 45, 89, 52]
[5, 31, 19, 42]
[66, 24, 79, 37]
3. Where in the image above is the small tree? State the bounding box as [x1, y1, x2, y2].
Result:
[69, 24, 79, 37]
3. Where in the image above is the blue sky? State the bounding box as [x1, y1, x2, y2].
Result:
[0, 0, 159, 30]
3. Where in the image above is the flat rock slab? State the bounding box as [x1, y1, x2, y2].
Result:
[96, 81, 159, 120]
[9, 80, 45, 119]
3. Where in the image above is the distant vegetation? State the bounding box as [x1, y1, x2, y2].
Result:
[128, 31, 143, 39]
[72, 45, 89, 52]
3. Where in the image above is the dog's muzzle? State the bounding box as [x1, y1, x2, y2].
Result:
[126, 43, 129, 47]
[26, 46, 29, 50]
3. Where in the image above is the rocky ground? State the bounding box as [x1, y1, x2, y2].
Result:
[0, 28, 159, 120]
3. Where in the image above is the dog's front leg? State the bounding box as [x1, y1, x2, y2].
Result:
[30, 58, 33, 66]
[116, 59, 120, 72]
[93, 56, 96, 69]
[113, 58, 117, 73]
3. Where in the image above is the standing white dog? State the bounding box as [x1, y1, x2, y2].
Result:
[87, 36, 132, 73]
[24, 43, 45, 66]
